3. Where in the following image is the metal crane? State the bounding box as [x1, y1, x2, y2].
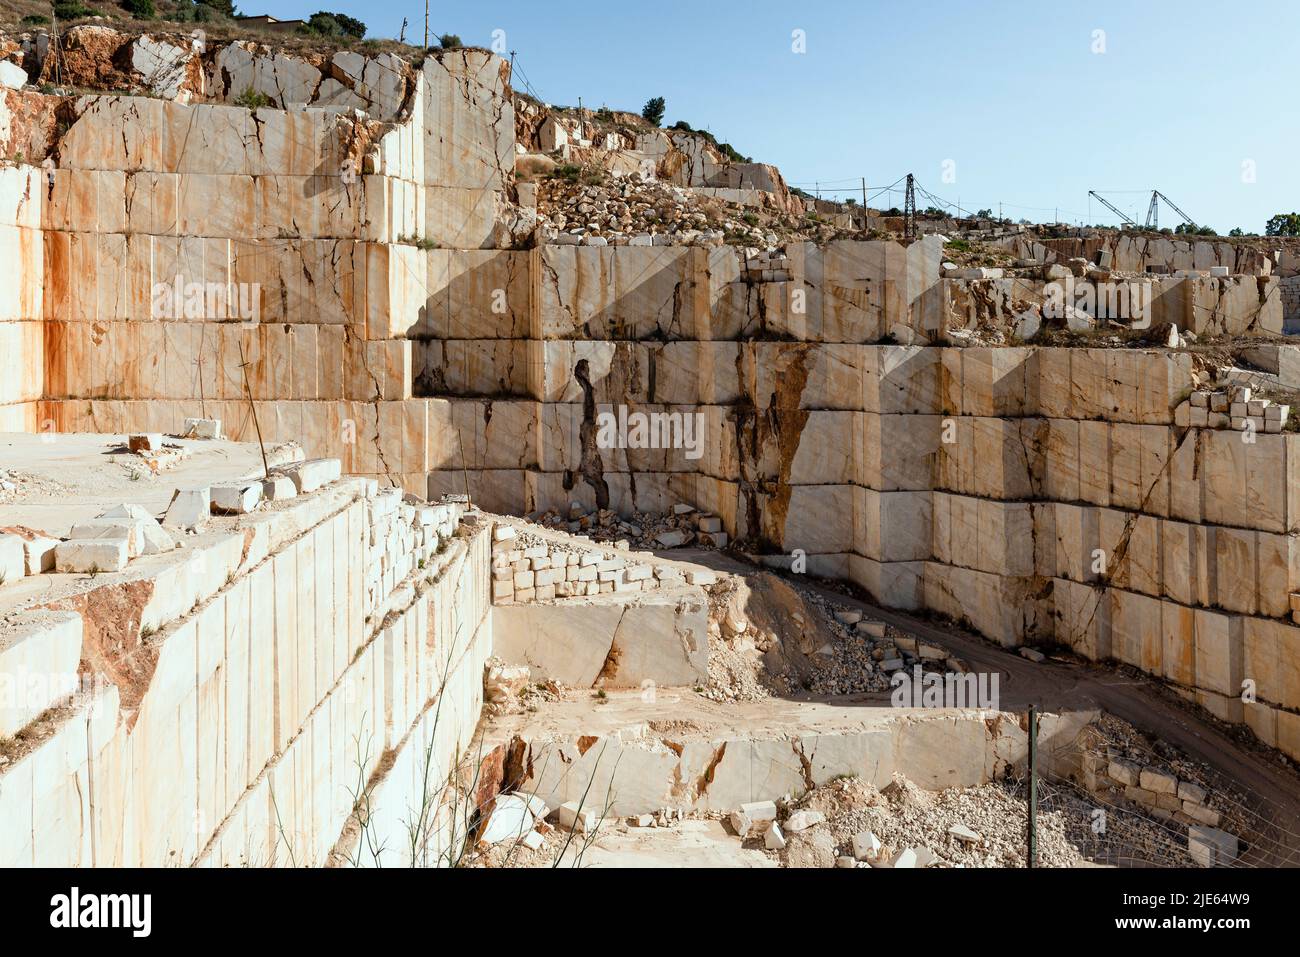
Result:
[1088, 191, 1136, 227]
[1144, 190, 1196, 230]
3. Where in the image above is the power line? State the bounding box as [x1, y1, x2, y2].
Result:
[791, 172, 1089, 222]
[510, 55, 545, 102]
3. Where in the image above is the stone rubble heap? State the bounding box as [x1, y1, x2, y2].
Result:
[474, 790, 614, 862]
[806, 606, 958, 697]
[730, 772, 1195, 868]
[482, 657, 560, 716]
[535, 169, 854, 251]
[531, 502, 728, 550]
[0, 470, 72, 505]
[538, 172, 728, 248]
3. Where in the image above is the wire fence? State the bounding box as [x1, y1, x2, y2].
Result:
[1035, 719, 1300, 868]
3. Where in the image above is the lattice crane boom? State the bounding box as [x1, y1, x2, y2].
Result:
[1089, 190, 1136, 227]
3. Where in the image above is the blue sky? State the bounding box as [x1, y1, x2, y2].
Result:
[256, 0, 1297, 233]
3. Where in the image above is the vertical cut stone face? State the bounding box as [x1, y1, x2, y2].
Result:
[4, 27, 1299, 767]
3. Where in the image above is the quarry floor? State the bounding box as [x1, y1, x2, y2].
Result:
[0, 431, 285, 537]
[480, 543, 1300, 867]
[0, 432, 303, 621]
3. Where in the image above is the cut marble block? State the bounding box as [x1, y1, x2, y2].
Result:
[1110, 588, 1164, 674]
[859, 413, 941, 491]
[1161, 600, 1197, 687]
[849, 555, 924, 611]
[1242, 618, 1300, 711]
[0, 533, 25, 584]
[854, 488, 931, 562]
[924, 563, 1046, 648]
[492, 589, 708, 687]
[1052, 577, 1110, 661]
[760, 484, 854, 554]
[1193, 609, 1244, 698]
[870, 345, 942, 414]
[55, 537, 130, 573]
[956, 347, 1032, 417]
[787, 411, 855, 485]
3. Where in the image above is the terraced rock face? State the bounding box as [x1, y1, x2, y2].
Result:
[1, 22, 1297, 779]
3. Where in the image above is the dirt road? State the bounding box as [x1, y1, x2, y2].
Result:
[806, 579, 1300, 867]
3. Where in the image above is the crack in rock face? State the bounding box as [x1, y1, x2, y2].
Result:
[574, 358, 611, 510]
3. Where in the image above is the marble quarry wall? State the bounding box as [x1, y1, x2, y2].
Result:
[470, 311, 1300, 761]
[0, 45, 524, 497]
[0, 477, 493, 867]
[3, 38, 1297, 779]
[997, 232, 1284, 277]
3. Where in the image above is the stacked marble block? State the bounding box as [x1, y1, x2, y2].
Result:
[421, 238, 944, 513]
[489, 522, 695, 604]
[0, 474, 492, 867]
[23, 50, 515, 496]
[361, 488, 463, 622]
[1179, 386, 1290, 433]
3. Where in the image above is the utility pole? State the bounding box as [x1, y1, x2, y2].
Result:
[903, 173, 916, 240]
[861, 176, 867, 210]
[1027, 704, 1038, 868]
[424, 0, 429, 50]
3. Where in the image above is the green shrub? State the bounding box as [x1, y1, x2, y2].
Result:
[234, 87, 271, 110]
[53, 1, 100, 20]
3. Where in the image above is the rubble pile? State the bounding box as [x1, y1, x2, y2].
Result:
[702, 574, 778, 701]
[754, 773, 1172, 868]
[0, 468, 77, 506]
[482, 657, 561, 716]
[530, 502, 728, 550]
[697, 569, 969, 701]
[537, 172, 728, 247]
[470, 792, 612, 867]
[535, 169, 859, 250]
